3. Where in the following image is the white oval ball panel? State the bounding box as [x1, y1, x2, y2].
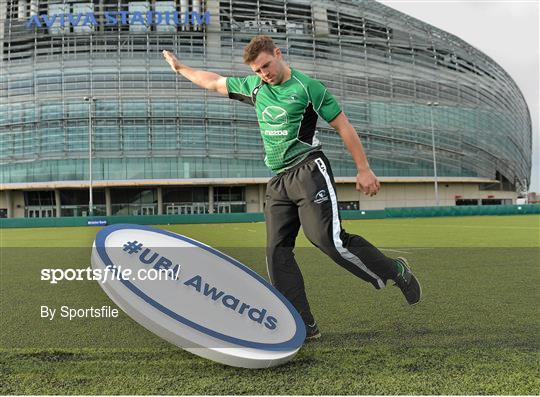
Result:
[91, 224, 305, 368]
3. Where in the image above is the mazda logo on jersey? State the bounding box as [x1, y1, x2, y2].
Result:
[262, 106, 289, 127]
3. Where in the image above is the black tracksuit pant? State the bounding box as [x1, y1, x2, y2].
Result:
[264, 151, 398, 326]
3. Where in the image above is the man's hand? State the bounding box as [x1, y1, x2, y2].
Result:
[161, 50, 228, 96]
[356, 168, 380, 196]
[163, 50, 181, 73]
[330, 113, 380, 196]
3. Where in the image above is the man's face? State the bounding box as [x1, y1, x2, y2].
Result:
[249, 48, 286, 85]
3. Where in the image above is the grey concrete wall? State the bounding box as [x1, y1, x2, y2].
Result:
[0, 190, 25, 218]
[251, 183, 517, 212]
[245, 185, 260, 213]
[336, 183, 517, 210]
[0, 182, 519, 218]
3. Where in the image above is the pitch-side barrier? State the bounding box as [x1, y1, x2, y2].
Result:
[1, 204, 539, 228]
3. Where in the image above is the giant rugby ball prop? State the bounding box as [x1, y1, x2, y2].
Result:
[91, 224, 305, 368]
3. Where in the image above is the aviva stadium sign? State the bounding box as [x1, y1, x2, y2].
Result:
[26, 10, 211, 28]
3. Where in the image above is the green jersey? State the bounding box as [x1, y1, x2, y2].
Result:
[226, 68, 342, 173]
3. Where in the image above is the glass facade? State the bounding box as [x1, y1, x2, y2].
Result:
[0, 0, 532, 191]
[163, 186, 209, 214]
[110, 187, 157, 215]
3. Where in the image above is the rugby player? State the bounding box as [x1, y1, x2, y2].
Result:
[163, 35, 421, 340]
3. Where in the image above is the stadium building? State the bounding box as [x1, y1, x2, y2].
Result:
[0, 0, 532, 218]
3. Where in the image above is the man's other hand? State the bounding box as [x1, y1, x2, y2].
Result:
[356, 169, 380, 196]
[163, 50, 181, 73]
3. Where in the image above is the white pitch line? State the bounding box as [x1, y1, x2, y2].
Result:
[380, 248, 412, 254]
[383, 224, 539, 230]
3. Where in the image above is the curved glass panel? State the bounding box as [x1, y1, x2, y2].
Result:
[1, 0, 532, 190]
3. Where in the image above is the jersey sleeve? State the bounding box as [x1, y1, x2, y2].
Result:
[309, 80, 342, 123]
[226, 75, 260, 106]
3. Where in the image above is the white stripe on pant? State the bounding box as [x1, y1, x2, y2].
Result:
[314, 158, 386, 289]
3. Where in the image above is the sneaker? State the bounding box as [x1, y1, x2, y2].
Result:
[305, 322, 321, 341]
[393, 257, 422, 305]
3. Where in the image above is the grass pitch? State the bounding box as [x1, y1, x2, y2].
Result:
[1, 215, 539, 394]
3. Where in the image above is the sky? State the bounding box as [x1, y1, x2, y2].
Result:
[378, 0, 539, 192]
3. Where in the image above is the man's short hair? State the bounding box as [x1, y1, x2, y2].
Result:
[243, 35, 277, 64]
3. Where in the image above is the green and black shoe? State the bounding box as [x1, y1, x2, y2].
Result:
[305, 322, 321, 341]
[393, 257, 422, 305]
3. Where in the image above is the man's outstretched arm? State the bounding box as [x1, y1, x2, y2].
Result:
[329, 112, 380, 197]
[162, 50, 228, 96]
